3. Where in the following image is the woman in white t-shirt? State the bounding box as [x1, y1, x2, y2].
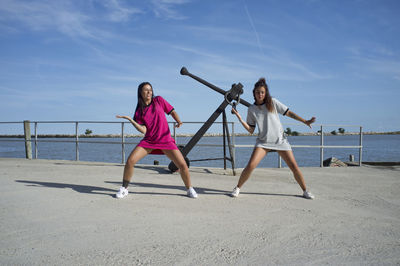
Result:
[231, 78, 316, 199]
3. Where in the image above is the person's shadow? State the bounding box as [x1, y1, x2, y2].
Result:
[16, 180, 301, 199]
[15, 180, 230, 198]
[15, 180, 116, 197]
[104, 181, 229, 196]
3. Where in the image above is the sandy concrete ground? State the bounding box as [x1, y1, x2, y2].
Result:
[0, 158, 399, 265]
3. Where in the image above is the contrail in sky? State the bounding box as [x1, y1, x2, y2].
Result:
[244, 1, 265, 57]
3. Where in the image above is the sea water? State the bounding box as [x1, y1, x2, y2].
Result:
[0, 134, 399, 168]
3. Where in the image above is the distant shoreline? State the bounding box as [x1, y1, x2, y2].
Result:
[1, 131, 399, 138]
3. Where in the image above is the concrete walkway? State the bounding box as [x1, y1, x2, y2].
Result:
[1, 158, 399, 265]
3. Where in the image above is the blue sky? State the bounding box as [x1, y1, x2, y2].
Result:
[0, 0, 399, 135]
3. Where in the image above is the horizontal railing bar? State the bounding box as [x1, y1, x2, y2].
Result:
[0, 120, 361, 127]
[234, 144, 362, 148]
[0, 139, 362, 149]
[0, 139, 139, 145]
[190, 158, 226, 162]
[0, 121, 234, 125]
[172, 121, 234, 124]
[281, 123, 363, 127]
[1, 121, 362, 127]
[293, 145, 362, 148]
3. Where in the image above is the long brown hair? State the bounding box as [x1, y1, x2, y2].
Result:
[253, 78, 274, 112]
[135, 81, 154, 116]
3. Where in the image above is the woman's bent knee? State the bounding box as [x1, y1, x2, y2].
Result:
[126, 158, 137, 167]
[177, 162, 188, 171]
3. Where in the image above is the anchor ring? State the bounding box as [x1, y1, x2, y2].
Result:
[224, 91, 240, 106]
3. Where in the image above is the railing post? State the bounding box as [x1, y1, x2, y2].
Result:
[359, 126, 363, 166]
[23, 120, 32, 159]
[121, 122, 125, 164]
[222, 112, 227, 170]
[34, 122, 38, 159]
[278, 155, 282, 168]
[173, 122, 177, 142]
[320, 125, 324, 167]
[232, 122, 236, 175]
[75, 122, 79, 161]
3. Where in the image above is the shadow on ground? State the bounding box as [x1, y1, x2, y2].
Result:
[15, 179, 302, 199]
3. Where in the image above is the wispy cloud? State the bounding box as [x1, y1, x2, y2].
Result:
[102, 0, 143, 22]
[243, 1, 264, 57]
[170, 42, 330, 83]
[0, 0, 142, 39]
[0, 0, 93, 37]
[150, 0, 191, 20]
[345, 43, 400, 80]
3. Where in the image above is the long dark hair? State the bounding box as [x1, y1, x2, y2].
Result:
[253, 78, 274, 112]
[135, 81, 154, 116]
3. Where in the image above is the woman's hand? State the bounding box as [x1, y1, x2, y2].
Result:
[305, 117, 316, 128]
[175, 121, 183, 128]
[231, 107, 254, 134]
[116, 115, 146, 134]
[116, 115, 130, 120]
[231, 108, 242, 120]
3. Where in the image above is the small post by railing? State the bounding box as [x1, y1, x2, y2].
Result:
[359, 126, 363, 166]
[278, 154, 282, 168]
[34, 122, 38, 159]
[121, 122, 125, 164]
[75, 122, 79, 161]
[23, 120, 32, 159]
[173, 122, 177, 142]
[320, 125, 324, 167]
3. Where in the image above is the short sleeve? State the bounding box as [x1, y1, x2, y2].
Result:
[273, 98, 289, 115]
[155, 96, 174, 115]
[133, 108, 144, 125]
[246, 107, 256, 127]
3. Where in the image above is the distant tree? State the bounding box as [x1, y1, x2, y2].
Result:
[285, 127, 292, 135]
[85, 129, 93, 135]
[338, 128, 345, 134]
[292, 131, 299, 136]
[331, 130, 337, 135]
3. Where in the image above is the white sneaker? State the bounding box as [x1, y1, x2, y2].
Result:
[303, 190, 315, 200]
[187, 187, 198, 198]
[116, 186, 128, 199]
[231, 187, 240, 197]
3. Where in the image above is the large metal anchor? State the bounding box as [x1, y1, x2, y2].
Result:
[168, 67, 251, 175]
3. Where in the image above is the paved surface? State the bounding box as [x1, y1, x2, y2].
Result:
[1, 158, 399, 265]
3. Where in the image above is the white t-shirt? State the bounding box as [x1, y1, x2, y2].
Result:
[246, 98, 291, 150]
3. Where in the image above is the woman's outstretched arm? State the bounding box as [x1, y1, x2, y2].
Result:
[231, 108, 255, 134]
[115, 115, 147, 134]
[285, 110, 316, 128]
[170, 110, 183, 128]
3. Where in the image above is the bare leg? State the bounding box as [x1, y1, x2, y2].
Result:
[236, 147, 268, 188]
[277, 150, 307, 191]
[122, 146, 151, 187]
[163, 149, 191, 189]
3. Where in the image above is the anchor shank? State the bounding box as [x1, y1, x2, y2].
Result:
[181, 83, 243, 156]
[181, 67, 227, 95]
[238, 98, 251, 107]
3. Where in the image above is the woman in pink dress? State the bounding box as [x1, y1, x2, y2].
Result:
[115, 82, 198, 199]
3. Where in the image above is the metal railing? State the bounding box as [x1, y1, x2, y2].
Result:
[234, 124, 363, 167]
[0, 121, 363, 170]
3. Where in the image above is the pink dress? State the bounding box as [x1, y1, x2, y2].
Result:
[134, 96, 178, 154]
